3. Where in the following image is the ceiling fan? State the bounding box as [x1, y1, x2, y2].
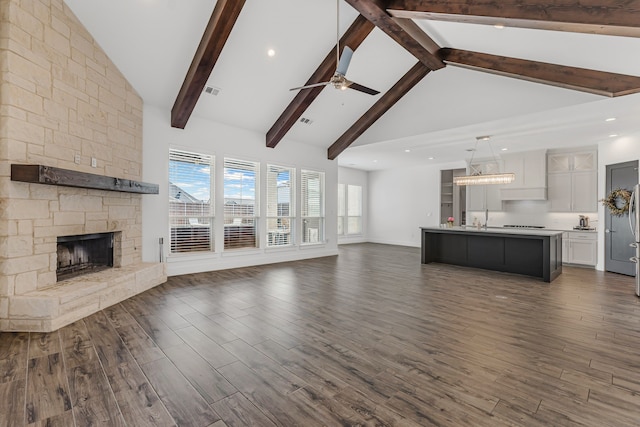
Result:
[289, 0, 380, 96]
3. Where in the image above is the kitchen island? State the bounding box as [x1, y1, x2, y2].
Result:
[421, 226, 563, 282]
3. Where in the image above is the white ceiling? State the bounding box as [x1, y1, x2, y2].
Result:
[64, 0, 640, 171]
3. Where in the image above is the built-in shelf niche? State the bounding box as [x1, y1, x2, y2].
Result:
[441, 168, 466, 225]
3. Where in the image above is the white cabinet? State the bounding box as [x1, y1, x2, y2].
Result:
[563, 231, 597, 266]
[572, 171, 598, 212]
[548, 151, 596, 172]
[548, 173, 573, 211]
[466, 160, 502, 212]
[547, 150, 597, 212]
[500, 150, 547, 200]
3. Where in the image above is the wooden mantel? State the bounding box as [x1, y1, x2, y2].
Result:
[11, 164, 159, 194]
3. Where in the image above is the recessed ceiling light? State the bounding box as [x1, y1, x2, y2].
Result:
[404, 149, 411, 153]
[373, 160, 378, 163]
[609, 134, 618, 137]
[428, 157, 434, 160]
[501, 148, 508, 151]
[605, 117, 616, 122]
[476, 135, 491, 141]
[494, 24, 505, 29]
[267, 49, 276, 57]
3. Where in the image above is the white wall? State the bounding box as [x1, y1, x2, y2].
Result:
[141, 105, 338, 276]
[338, 167, 368, 244]
[368, 161, 466, 247]
[596, 134, 640, 271]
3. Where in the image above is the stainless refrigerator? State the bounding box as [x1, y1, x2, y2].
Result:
[629, 184, 640, 296]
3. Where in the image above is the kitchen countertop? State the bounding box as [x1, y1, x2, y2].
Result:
[421, 226, 564, 237]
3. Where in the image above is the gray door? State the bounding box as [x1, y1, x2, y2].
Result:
[605, 161, 638, 275]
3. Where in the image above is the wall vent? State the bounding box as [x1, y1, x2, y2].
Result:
[299, 117, 313, 125]
[203, 86, 221, 96]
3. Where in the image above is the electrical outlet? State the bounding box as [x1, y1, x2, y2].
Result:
[91, 157, 97, 168]
[74, 153, 81, 164]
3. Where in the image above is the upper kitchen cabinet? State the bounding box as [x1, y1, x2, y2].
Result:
[547, 148, 598, 212]
[466, 160, 503, 211]
[548, 151, 596, 173]
[500, 150, 547, 200]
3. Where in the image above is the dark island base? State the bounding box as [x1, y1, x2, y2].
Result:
[421, 229, 562, 282]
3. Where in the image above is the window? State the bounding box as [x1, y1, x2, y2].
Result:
[169, 149, 214, 253]
[266, 165, 294, 247]
[301, 169, 324, 244]
[347, 185, 362, 234]
[337, 184, 345, 235]
[337, 184, 363, 235]
[224, 158, 259, 249]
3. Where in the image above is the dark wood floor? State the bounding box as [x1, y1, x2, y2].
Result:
[2, 243, 640, 426]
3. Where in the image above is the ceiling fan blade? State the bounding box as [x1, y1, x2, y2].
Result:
[289, 81, 331, 91]
[336, 46, 353, 76]
[347, 81, 380, 95]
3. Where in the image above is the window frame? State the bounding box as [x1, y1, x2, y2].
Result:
[301, 169, 325, 245]
[266, 164, 295, 248]
[223, 157, 260, 250]
[168, 148, 215, 254]
[337, 183, 346, 236]
[347, 184, 363, 235]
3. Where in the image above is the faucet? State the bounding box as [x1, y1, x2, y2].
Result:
[484, 208, 489, 229]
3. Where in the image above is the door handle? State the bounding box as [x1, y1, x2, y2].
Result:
[630, 257, 638, 263]
[605, 229, 611, 233]
[631, 243, 639, 248]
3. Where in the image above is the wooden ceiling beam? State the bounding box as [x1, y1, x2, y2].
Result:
[344, 0, 445, 70]
[440, 48, 640, 97]
[171, 0, 246, 129]
[328, 62, 431, 160]
[387, 0, 640, 37]
[266, 15, 375, 148]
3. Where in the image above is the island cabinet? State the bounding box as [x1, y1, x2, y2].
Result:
[547, 149, 598, 212]
[466, 160, 503, 211]
[421, 227, 563, 282]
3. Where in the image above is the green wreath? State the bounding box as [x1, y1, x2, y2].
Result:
[601, 188, 632, 216]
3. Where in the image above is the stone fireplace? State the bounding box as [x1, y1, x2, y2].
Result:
[0, 0, 166, 331]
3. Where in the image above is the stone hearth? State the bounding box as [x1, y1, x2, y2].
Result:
[8, 263, 165, 332]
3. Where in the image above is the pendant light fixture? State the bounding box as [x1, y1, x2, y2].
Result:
[453, 136, 515, 186]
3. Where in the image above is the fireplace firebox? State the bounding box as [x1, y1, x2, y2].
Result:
[57, 232, 114, 281]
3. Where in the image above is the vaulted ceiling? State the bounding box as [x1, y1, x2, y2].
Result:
[65, 0, 640, 170]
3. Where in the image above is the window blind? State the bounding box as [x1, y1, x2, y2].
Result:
[347, 184, 362, 235]
[337, 184, 345, 235]
[266, 165, 294, 247]
[224, 158, 259, 249]
[301, 170, 324, 244]
[169, 149, 214, 253]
